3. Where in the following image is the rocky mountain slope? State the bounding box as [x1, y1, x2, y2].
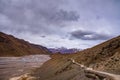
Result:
[28, 58, 116, 80]
[0, 32, 50, 56]
[71, 35, 120, 74]
[50, 35, 120, 74]
[27, 35, 120, 80]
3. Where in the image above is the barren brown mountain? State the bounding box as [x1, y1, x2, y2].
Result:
[70, 35, 120, 74]
[0, 32, 50, 56]
[50, 35, 120, 73]
[29, 35, 120, 80]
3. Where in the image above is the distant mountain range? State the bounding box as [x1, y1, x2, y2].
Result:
[0, 32, 51, 56]
[49, 47, 81, 54]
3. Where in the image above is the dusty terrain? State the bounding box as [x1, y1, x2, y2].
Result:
[0, 55, 50, 80]
[29, 58, 120, 80]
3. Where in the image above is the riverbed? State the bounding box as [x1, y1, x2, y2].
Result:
[0, 55, 51, 80]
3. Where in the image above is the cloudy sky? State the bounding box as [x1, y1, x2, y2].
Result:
[0, 0, 120, 49]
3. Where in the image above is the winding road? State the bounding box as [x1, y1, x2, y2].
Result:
[87, 70, 120, 80]
[70, 58, 120, 80]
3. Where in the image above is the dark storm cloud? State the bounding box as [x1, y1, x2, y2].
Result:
[0, 0, 79, 34]
[70, 30, 112, 40]
[52, 9, 79, 21]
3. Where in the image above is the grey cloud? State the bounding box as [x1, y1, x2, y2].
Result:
[51, 9, 79, 21]
[41, 35, 46, 38]
[0, 0, 79, 35]
[0, 0, 119, 49]
[70, 30, 112, 40]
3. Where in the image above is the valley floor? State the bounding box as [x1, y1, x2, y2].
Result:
[0, 55, 51, 80]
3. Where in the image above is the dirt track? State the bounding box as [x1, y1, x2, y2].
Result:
[71, 59, 120, 80]
[86, 69, 120, 80]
